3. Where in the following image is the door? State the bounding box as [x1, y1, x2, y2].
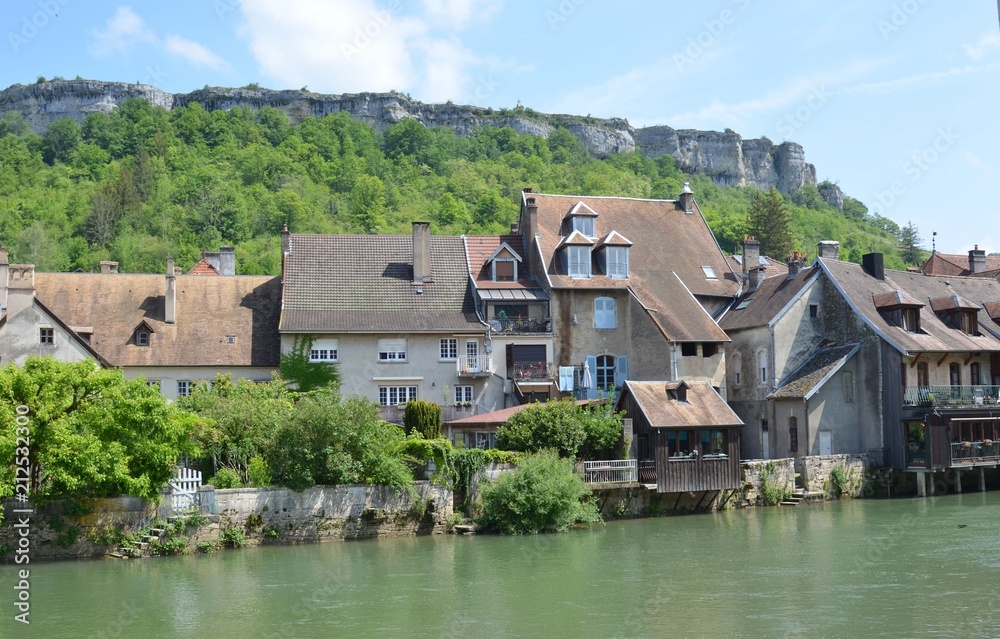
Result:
[761, 424, 770, 459]
[819, 431, 832, 456]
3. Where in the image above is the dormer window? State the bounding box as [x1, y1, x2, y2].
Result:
[558, 230, 594, 279]
[132, 322, 155, 347]
[595, 230, 632, 279]
[873, 291, 924, 334]
[487, 242, 523, 282]
[668, 381, 690, 403]
[564, 202, 599, 238]
[572, 216, 595, 237]
[929, 294, 980, 336]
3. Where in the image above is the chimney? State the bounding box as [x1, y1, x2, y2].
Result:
[817, 240, 840, 260]
[281, 224, 290, 276]
[969, 245, 987, 274]
[787, 250, 805, 278]
[165, 257, 176, 325]
[99, 261, 119, 274]
[742, 236, 761, 290]
[219, 245, 236, 276]
[0, 248, 8, 314]
[412, 221, 431, 283]
[680, 182, 694, 214]
[203, 251, 221, 273]
[6, 264, 35, 318]
[862, 253, 885, 280]
[510, 221, 520, 234]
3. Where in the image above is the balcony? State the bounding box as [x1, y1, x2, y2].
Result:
[950, 440, 1000, 466]
[509, 362, 556, 382]
[490, 317, 552, 334]
[581, 459, 638, 485]
[457, 354, 492, 377]
[903, 385, 1000, 408]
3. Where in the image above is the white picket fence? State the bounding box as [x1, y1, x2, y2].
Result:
[168, 467, 202, 512]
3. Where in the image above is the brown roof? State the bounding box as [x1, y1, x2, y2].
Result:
[770, 344, 859, 399]
[34, 272, 282, 367]
[820, 258, 1000, 354]
[525, 193, 736, 342]
[445, 399, 596, 427]
[720, 267, 819, 332]
[280, 234, 482, 333]
[928, 294, 979, 312]
[188, 258, 222, 275]
[872, 290, 924, 309]
[617, 380, 743, 429]
[921, 253, 1000, 277]
[464, 235, 544, 291]
[726, 254, 790, 281]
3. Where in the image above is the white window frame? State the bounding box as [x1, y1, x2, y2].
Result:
[39, 327, 54, 345]
[492, 258, 518, 282]
[309, 348, 338, 362]
[377, 338, 407, 362]
[378, 385, 418, 406]
[605, 246, 629, 279]
[177, 380, 192, 397]
[567, 245, 591, 279]
[594, 297, 616, 329]
[455, 385, 474, 403]
[440, 338, 458, 361]
[571, 216, 595, 238]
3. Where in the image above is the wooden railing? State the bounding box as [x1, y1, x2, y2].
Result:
[582, 459, 637, 484]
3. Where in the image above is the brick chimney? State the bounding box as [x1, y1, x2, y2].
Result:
[787, 250, 805, 278]
[412, 221, 431, 283]
[219, 245, 236, 276]
[742, 236, 761, 290]
[969, 245, 987, 274]
[0, 248, 8, 314]
[817, 240, 840, 260]
[680, 182, 694, 214]
[165, 257, 176, 325]
[100, 261, 119, 274]
[6, 264, 35, 318]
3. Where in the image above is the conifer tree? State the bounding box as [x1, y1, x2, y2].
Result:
[746, 187, 794, 258]
[898, 221, 923, 265]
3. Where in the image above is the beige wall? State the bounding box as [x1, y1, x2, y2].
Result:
[125, 366, 277, 400]
[0, 301, 95, 366]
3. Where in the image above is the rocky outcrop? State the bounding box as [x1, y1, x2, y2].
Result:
[1, 80, 819, 193]
[818, 181, 845, 211]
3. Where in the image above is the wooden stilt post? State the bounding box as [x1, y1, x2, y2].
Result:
[956, 469, 962, 493]
[929, 471, 936, 496]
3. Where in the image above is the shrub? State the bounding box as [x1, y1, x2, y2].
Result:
[211, 467, 242, 489]
[403, 399, 442, 439]
[759, 462, 788, 506]
[496, 400, 586, 458]
[477, 450, 602, 534]
[246, 455, 272, 487]
[830, 465, 848, 498]
[220, 526, 245, 548]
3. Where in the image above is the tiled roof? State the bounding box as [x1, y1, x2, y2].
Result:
[873, 290, 924, 308]
[770, 344, 859, 399]
[928, 294, 979, 312]
[445, 399, 596, 427]
[34, 272, 282, 367]
[464, 235, 544, 292]
[280, 234, 482, 333]
[720, 267, 819, 332]
[617, 380, 743, 428]
[188, 258, 222, 275]
[921, 253, 1000, 276]
[526, 193, 737, 342]
[820, 258, 1000, 354]
[726, 254, 789, 281]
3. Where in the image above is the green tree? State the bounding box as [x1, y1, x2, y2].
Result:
[403, 399, 442, 439]
[496, 400, 587, 458]
[279, 336, 340, 392]
[477, 450, 601, 534]
[0, 358, 197, 504]
[41, 118, 81, 165]
[348, 174, 387, 233]
[746, 187, 794, 258]
[898, 221, 923, 265]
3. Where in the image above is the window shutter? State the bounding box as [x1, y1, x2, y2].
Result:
[616, 355, 628, 387]
[558, 366, 574, 392]
[586, 355, 597, 390]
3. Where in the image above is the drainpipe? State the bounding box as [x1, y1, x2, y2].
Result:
[670, 342, 679, 381]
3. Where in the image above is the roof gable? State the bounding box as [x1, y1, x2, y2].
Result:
[488, 242, 523, 262]
[618, 380, 743, 429]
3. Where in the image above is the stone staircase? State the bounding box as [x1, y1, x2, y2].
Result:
[107, 516, 185, 559]
[780, 475, 826, 506]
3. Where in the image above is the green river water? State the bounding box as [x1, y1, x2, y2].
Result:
[4, 492, 1000, 638]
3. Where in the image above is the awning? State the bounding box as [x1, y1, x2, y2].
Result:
[476, 288, 550, 301]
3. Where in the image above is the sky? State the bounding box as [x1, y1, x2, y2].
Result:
[3, 0, 999, 255]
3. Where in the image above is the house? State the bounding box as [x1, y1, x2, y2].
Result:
[279, 222, 489, 422]
[464, 234, 554, 407]
[444, 399, 596, 449]
[724, 241, 1000, 491]
[516, 186, 740, 401]
[616, 380, 743, 494]
[920, 246, 1000, 279]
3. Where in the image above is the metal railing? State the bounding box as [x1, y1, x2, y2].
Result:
[903, 385, 1000, 407]
[492, 317, 552, 334]
[457, 354, 492, 376]
[638, 460, 657, 484]
[509, 362, 555, 381]
[950, 440, 1000, 466]
[582, 459, 638, 484]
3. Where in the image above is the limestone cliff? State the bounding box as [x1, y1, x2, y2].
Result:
[1, 79, 818, 194]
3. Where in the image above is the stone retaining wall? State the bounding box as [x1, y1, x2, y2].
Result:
[798, 454, 868, 498]
[737, 459, 796, 507]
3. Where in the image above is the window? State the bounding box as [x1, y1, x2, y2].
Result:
[39, 327, 54, 345]
[465, 340, 480, 368]
[455, 386, 474, 403]
[558, 366, 575, 392]
[789, 417, 798, 452]
[440, 338, 458, 360]
[950, 363, 961, 387]
[901, 308, 920, 333]
[809, 304, 818, 319]
[571, 216, 595, 237]
[701, 266, 717, 280]
[567, 245, 591, 278]
[732, 353, 742, 387]
[917, 362, 929, 387]
[843, 371, 855, 403]
[758, 352, 768, 384]
[605, 246, 629, 279]
[136, 330, 150, 347]
[309, 348, 338, 362]
[971, 362, 982, 386]
[146, 380, 160, 390]
[493, 259, 517, 282]
[377, 338, 407, 362]
[702, 343, 718, 358]
[681, 343, 697, 357]
[596, 355, 616, 390]
[468, 431, 495, 450]
[594, 297, 616, 329]
[226, 335, 236, 344]
[177, 380, 192, 397]
[378, 386, 418, 406]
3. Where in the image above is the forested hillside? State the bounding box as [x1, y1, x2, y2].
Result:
[0, 99, 913, 274]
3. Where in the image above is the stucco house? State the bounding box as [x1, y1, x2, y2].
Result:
[515, 186, 740, 401]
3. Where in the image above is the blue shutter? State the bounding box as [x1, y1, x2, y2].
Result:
[586, 354, 598, 399]
[616, 355, 628, 388]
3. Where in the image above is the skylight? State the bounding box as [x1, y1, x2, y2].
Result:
[702, 266, 717, 279]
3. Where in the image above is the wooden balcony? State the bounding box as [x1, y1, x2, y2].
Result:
[903, 385, 1000, 408]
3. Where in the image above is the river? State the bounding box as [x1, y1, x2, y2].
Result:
[5, 492, 1000, 638]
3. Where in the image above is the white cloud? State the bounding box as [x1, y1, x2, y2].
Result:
[164, 35, 232, 72]
[89, 6, 157, 57]
[965, 151, 992, 179]
[964, 32, 1000, 60]
[238, 0, 424, 93]
[421, 38, 469, 102]
[422, 0, 501, 29]
[839, 64, 1000, 96]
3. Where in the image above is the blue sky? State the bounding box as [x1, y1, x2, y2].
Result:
[4, 0, 1000, 254]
